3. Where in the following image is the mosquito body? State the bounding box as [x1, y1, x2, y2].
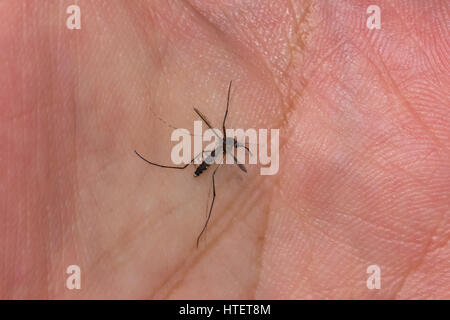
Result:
[194, 137, 246, 177]
[194, 148, 217, 177]
[135, 81, 250, 247]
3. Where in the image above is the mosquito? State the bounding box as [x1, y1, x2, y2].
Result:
[135, 81, 251, 247]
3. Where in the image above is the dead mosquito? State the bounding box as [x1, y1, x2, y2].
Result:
[135, 81, 251, 247]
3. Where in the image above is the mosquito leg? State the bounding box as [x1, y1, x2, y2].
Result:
[135, 149, 205, 169]
[196, 165, 220, 248]
[222, 81, 232, 140]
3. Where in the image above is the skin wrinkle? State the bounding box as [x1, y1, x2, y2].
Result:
[289, 134, 443, 255]
[376, 57, 448, 152]
[155, 174, 271, 299]
[323, 35, 446, 159]
[142, 0, 292, 299]
[297, 83, 439, 192]
[182, 0, 233, 45]
[282, 0, 316, 115]
[426, 233, 450, 256]
[70, 19, 81, 289]
[11, 4, 63, 298]
[250, 186, 275, 299]
[185, 0, 297, 129]
[83, 167, 161, 272]
[306, 217, 368, 265]
[394, 209, 447, 298]
[299, 168, 445, 298]
[240, 17, 303, 297]
[147, 89, 288, 298]
[287, 0, 312, 51]
[331, 9, 449, 153]
[120, 3, 166, 79]
[264, 4, 446, 298]
[384, 2, 442, 86]
[326, 209, 424, 249]
[322, 74, 443, 185]
[55, 0, 75, 291]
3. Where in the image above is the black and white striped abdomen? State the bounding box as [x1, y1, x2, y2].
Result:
[194, 148, 218, 177]
[194, 161, 210, 177]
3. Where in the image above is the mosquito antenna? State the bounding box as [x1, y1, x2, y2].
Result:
[135, 150, 191, 169]
[222, 80, 232, 140]
[147, 106, 185, 132]
[196, 165, 220, 248]
[148, 105, 203, 137]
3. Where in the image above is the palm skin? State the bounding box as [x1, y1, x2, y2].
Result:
[0, 0, 448, 299]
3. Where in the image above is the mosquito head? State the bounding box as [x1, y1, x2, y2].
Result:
[224, 137, 235, 153]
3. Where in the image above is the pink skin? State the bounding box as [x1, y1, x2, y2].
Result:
[0, 0, 448, 299]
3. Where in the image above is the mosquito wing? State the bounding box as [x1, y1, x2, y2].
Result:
[193, 107, 222, 139]
[193, 107, 214, 129]
[232, 154, 247, 173]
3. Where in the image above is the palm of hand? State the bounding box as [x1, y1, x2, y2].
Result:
[1, 1, 448, 299]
